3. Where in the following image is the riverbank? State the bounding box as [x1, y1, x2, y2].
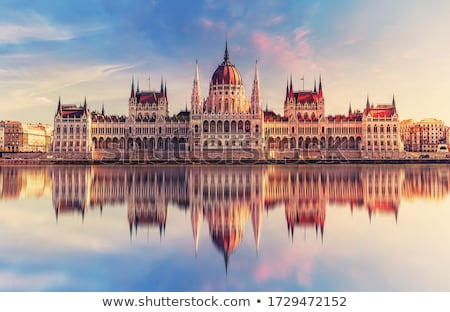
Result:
[1, 157, 450, 166]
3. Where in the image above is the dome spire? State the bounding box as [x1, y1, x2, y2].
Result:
[224, 39, 230, 63]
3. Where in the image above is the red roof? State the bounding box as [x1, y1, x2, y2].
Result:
[60, 105, 85, 118]
[211, 62, 242, 86]
[137, 91, 163, 104]
[264, 111, 287, 122]
[365, 105, 396, 118]
[295, 91, 319, 103]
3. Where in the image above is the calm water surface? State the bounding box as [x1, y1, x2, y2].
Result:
[1, 164, 449, 291]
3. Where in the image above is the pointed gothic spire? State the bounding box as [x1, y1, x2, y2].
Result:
[224, 39, 230, 63]
[57, 96, 61, 113]
[348, 102, 352, 116]
[251, 60, 261, 113]
[191, 60, 202, 114]
[366, 95, 370, 109]
[101, 103, 105, 115]
[392, 94, 396, 107]
[136, 80, 140, 93]
[314, 79, 317, 93]
[160, 76, 164, 95]
[83, 97, 87, 115]
[130, 76, 135, 98]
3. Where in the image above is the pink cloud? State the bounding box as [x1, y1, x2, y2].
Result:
[251, 28, 313, 69]
[201, 18, 214, 29]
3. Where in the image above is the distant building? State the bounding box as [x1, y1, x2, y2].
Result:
[446, 126, 450, 147]
[400, 118, 446, 152]
[4, 121, 23, 152]
[0, 121, 4, 152]
[22, 124, 53, 152]
[1, 121, 52, 152]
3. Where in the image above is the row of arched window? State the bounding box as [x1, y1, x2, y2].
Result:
[367, 125, 397, 133]
[56, 125, 87, 135]
[199, 120, 256, 133]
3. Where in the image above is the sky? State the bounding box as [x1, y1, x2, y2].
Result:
[1, 0, 450, 125]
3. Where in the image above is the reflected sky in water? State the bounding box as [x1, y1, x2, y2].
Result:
[1, 164, 450, 291]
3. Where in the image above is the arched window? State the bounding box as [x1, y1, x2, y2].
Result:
[238, 121, 244, 133]
[224, 121, 230, 132]
[245, 121, 251, 133]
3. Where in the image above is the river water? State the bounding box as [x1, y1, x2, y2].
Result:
[1, 164, 449, 291]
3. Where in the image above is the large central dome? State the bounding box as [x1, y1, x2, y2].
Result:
[211, 41, 242, 86]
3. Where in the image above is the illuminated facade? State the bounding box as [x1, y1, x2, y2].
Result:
[52, 42, 404, 160]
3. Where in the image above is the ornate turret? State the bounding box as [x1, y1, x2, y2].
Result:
[191, 60, 202, 114]
[251, 60, 261, 114]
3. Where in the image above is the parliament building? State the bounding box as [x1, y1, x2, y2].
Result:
[52, 42, 403, 161]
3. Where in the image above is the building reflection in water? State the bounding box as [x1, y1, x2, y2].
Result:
[1, 164, 450, 267]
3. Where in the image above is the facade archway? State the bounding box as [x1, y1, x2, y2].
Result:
[224, 120, 230, 133]
[320, 137, 326, 149]
[238, 120, 244, 133]
[231, 121, 237, 133]
[305, 137, 311, 148]
[149, 137, 155, 150]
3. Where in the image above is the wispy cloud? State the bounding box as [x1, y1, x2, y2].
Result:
[0, 12, 104, 44]
[0, 13, 74, 44]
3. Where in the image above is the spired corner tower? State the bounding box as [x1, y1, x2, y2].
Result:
[190, 41, 264, 160]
